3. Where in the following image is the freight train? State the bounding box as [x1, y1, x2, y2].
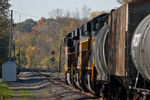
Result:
[64, 0, 150, 99]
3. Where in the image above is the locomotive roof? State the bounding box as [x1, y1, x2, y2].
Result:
[65, 13, 109, 38]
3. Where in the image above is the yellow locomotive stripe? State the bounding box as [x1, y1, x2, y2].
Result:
[71, 63, 73, 80]
[92, 57, 95, 82]
[79, 42, 83, 80]
[92, 38, 95, 82]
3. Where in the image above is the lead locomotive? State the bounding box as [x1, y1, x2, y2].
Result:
[64, 0, 150, 99]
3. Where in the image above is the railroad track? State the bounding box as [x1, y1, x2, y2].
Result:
[33, 71, 97, 99]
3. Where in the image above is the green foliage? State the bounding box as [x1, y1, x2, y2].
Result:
[0, 83, 15, 99]
[19, 90, 33, 97]
[0, 0, 10, 77]
[16, 19, 37, 33]
[19, 90, 33, 100]
[40, 91, 49, 95]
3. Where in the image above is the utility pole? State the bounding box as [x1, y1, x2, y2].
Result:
[13, 41, 16, 59]
[3, 10, 17, 82]
[58, 43, 62, 73]
[9, 10, 13, 61]
[18, 47, 20, 67]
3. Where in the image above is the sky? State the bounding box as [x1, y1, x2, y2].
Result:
[9, 0, 121, 23]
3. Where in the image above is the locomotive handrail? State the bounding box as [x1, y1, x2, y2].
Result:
[67, 49, 88, 55]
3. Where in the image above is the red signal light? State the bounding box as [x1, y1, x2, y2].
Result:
[51, 51, 55, 55]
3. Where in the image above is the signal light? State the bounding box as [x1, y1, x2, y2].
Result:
[51, 57, 55, 62]
[51, 50, 55, 55]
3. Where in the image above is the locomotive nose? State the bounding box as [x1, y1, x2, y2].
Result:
[131, 14, 150, 80]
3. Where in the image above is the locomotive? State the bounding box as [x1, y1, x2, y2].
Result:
[64, 0, 150, 99]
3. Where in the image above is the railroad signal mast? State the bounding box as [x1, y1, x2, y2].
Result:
[50, 48, 62, 73]
[50, 50, 56, 72]
[50, 50, 55, 63]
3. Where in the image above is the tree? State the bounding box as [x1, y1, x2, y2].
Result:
[64, 10, 71, 18]
[90, 11, 106, 19]
[25, 46, 40, 68]
[72, 7, 80, 19]
[16, 19, 37, 33]
[49, 9, 64, 19]
[82, 5, 91, 21]
[14, 15, 83, 70]
[32, 17, 46, 35]
[0, 0, 10, 77]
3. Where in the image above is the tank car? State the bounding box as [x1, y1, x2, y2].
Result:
[64, 0, 150, 99]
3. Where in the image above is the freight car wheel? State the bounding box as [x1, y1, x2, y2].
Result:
[96, 83, 110, 100]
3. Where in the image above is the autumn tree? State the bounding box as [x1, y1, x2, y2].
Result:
[32, 17, 46, 35]
[90, 11, 106, 19]
[25, 46, 40, 68]
[14, 15, 83, 70]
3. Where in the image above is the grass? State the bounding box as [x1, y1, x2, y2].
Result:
[40, 91, 49, 95]
[0, 84, 33, 100]
[19, 90, 33, 100]
[58, 72, 65, 78]
[0, 83, 15, 100]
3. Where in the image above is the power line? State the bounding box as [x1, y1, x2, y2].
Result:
[13, 11, 40, 19]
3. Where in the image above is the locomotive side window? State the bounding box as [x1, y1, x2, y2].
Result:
[81, 25, 88, 36]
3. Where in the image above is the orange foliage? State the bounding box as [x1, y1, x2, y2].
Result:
[32, 17, 46, 35]
[38, 17, 46, 25]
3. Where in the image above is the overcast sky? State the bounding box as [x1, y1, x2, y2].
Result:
[10, 0, 121, 22]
